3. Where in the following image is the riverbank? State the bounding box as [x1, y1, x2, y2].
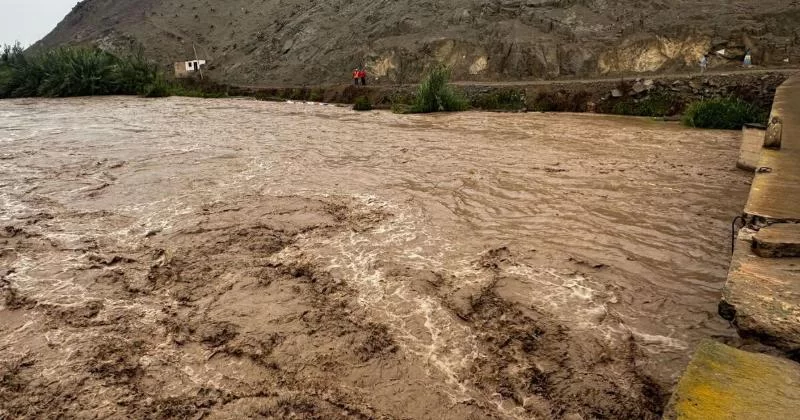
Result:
[224, 69, 793, 118]
[1, 45, 793, 121]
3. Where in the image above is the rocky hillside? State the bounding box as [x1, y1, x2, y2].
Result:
[37, 0, 800, 86]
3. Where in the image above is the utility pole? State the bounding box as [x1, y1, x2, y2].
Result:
[193, 42, 203, 80]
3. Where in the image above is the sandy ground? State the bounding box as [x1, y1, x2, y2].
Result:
[0, 97, 750, 419]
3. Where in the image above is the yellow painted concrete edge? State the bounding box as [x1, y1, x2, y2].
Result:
[664, 340, 800, 420]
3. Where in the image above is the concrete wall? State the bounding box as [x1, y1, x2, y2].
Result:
[174, 62, 189, 78]
[737, 124, 765, 171]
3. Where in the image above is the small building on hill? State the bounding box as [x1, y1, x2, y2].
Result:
[174, 59, 206, 77]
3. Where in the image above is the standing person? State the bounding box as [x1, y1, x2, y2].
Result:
[359, 68, 367, 86]
[353, 68, 360, 86]
[743, 50, 752, 67]
[699, 54, 709, 74]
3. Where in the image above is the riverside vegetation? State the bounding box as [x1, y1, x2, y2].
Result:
[681, 98, 768, 130]
[1, 43, 160, 98]
[387, 66, 467, 114]
[1, 44, 768, 129]
[386, 66, 768, 128]
[409, 66, 468, 113]
[0, 44, 225, 99]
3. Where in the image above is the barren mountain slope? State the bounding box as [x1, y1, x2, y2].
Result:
[37, 0, 800, 85]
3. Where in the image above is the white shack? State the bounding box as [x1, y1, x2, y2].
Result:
[174, 59, 207, 77]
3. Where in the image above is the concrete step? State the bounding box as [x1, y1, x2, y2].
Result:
[720, 235, 800, 354]
[753, 223, 800, 258]
[664, 340, 800, 419]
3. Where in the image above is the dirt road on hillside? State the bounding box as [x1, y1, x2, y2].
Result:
[236, 68, 800, 90]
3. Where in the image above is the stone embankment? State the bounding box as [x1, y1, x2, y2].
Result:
[665, 74, 800, 418]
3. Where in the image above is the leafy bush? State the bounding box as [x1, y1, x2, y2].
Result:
[682, 98, 768, 130]
[409, 66, 467, 113]
[353, 96, 372, 111]
[115, 48, 162, 95]
[39, 48, 119, 96]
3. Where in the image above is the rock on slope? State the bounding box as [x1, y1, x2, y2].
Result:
[37, 0, 800, 85]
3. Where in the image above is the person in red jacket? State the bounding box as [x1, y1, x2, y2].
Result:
[359, 69, 367, 86]
[352, 68, 360, 85]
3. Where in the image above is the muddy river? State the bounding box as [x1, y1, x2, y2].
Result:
[0, 97, 750, 419]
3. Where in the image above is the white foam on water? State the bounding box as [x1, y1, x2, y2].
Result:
[0, 192, 32, 222]
[621, 327, 689, 353]
[0, 111, 22, 118]
[114, 196, 197, 239]
[504, 264, 689, 355]
[506, 264, 612, 330]
[4, 236, 164, 326]
[270, 194, 485, 403]
[6, 255, 89, 306]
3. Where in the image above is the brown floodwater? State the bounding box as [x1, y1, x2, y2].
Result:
[0, 97, 750, 419]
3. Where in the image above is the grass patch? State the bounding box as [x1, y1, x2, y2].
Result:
[353, 96, 372, 111]
[253, 89, 285, 102]
[391, 103, 413, 114]
[168, 83, 228, 98]
[610, 93, 684, 117]
[529, 90, 590, 113]
[471, 89, 525, 111]
[682, 98, 768, 129]
[308, 88, 324, 102]
[407, 65, 467, 113]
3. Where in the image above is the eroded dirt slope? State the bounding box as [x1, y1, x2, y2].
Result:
[36, 0, 800, 85]
[0, 97, 750, 418]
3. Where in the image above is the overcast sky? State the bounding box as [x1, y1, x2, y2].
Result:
[0, 0, 79, 46]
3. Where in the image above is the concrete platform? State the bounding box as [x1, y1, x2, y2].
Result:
[744, 76, 800, 222]
[753, 223, 800, 258]
[664, 340, 800, 420]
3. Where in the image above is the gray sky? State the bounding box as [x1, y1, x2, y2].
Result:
[0, 0, 78, 46]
